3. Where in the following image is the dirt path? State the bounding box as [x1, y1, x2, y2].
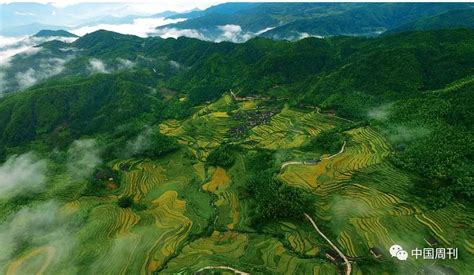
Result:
[280, 141, 346, 171]
[304, 213, 351, 275]
[315, 107, 354, 123]
[281, 161, 303, 170]
[195, 265, 249, 275]
[321, 141, 346, 160]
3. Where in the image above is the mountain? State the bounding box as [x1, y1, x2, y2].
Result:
[33, 29, 79, 38]
[152, 10, 180, 18]
[0, 22, 68, 36]
[159, 3, 473, 41]
[0, 27, 472, 274]
[166, 3, 261, 19]
[385, 9, 474, 34]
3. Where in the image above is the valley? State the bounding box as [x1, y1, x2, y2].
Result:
[0, 5, 473, 273]
[2, 93, 471, 274]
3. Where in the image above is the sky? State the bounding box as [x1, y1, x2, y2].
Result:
[3, 1, 220, 14]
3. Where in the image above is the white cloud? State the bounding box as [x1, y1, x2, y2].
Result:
[67, 139, 102, 180]
[126, 128, 153, 156]
[255, 27, 275, 35]
[216, 24, 252, 42]
[88, 58, 108, 73]
[0, 35, 77, 66]
[15, 68, 37, 89]
[14, 11, 35, 16]
[153, 27, 207, 40]
[169, 60, 181, 70]
[15, 56, 71, 89]
[0, 153, 47, 199]
[0, 201, 79, 271]
[154, 24, 276, 43]
[70, 17, 186, 38]
[297, 32, 323, 40]
[0, 71, 6, 95]
[367, 103, 393, 121]
[117, 58, 135, 69]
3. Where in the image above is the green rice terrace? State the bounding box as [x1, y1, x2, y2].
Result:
[1, 93, 472, 275]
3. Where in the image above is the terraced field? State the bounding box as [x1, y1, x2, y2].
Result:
[3, 94, 472, 275]
[247, 106, 345, 150]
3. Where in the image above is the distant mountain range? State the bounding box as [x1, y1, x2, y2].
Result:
[0, 2, 188, 36]
[33, 30, 78, 38]
[3, 2, 473, 40]
[158, 3, 474, 40]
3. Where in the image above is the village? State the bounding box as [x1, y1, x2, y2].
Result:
[227, 104, 279, 140]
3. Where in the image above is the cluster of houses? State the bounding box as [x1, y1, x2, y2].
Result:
[228, 125, 247, 139]
[303, 159, 320, 165]
[227, 109, 278, 139]
[231, 109, 277, 126]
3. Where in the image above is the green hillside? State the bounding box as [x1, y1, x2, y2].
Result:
[0, 28, 472, 274]
[160, 3, 473, 39]
[33, 29, 78, 37]
[386, 9, 474, 34]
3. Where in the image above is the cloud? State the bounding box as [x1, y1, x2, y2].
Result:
[0, 153, 47, 199]
[15, 68, 37, 89]
[297, 32, 323, 40]
[367, 103, 394, 121]
[0, 71, 6, 95]
[153, 27, 207, 40]
[155, 24, 278, 43]
[0, 43, 41, 66]
[0, 35, 77, 66]
[125, 128, 154, 157]
[169, 60, 181, 70]
[255, 27, 275, 35]
[0, 201, 80, 273]
[117, 58, 135, 69]
[14, 11, 36, 16]
[67, 139, 102, 180]
[70, 17, 186, 38]
[88, 58, 108, 73]
[386, 125, 431, 143]
[216, 24, 253, 43]
[265, 31, 324, 41]
[15, 56, 71, 90]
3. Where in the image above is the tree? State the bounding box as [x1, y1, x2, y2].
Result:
[118, 196, 133, 208]
[207, 144, 235, 168]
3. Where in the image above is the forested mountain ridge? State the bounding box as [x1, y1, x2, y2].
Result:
[159, 2, 474, 40]
[1, 28, 473, 210]
[1, 20, 473, 274]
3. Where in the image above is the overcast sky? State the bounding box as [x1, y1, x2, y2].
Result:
[1, 0, 466, 14]
[0, 1, 221, 14]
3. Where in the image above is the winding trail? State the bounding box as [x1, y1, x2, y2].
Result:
[281, 161, 303, 170]
[315, 107, 354, 123]
[321, 141, 346, 160]
[195, 266, 249, 275]
[280, 141, 346, 170]
[304, 213, 351, 275]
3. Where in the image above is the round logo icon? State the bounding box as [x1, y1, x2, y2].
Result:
[396, 250, 408, 261]
[389, 244, 403, 257]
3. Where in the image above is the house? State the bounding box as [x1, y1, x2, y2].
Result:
[304, 159, 320, 165]
[325, 250, 343, 264]
[369, 247, 384, 259]
[424, 235, 438, 247]
[322, 109, 337, 116]
[119, 163, 130, 171]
